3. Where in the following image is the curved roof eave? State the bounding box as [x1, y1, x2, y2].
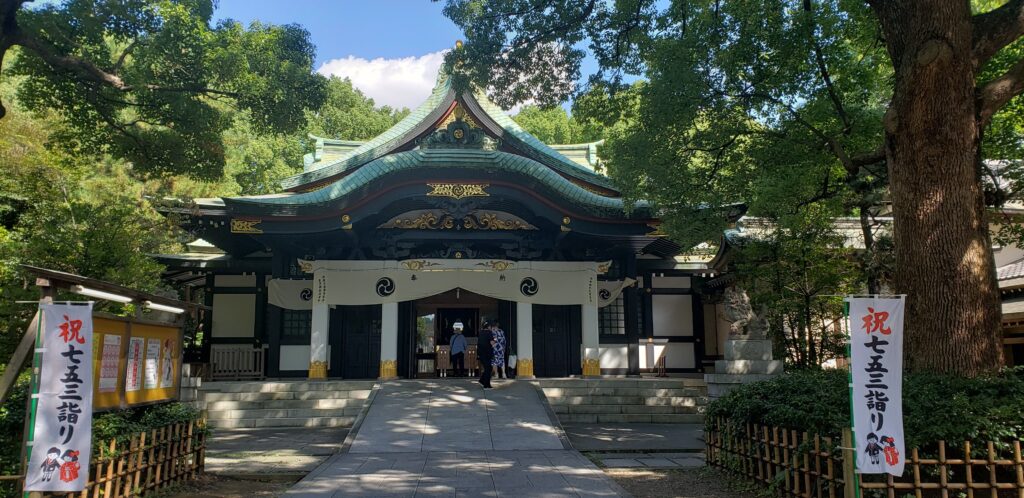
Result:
[278, 77, 457, 190]
[465, 91, 617, 190]
[227, 149, 652, 219]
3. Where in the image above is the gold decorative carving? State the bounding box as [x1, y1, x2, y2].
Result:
[455, 251, 463, 259]
[476, 260, 515, 271]
[426, 183, 489, 200]
[517, 359, 535, 378]
[597, 262, 612, 274]
[402, 260, 441, 271]
[342, 214, 351, 223]
[380, 212, 455, 230]
[309, 360, 328, 379]
[300, 183, 331, 193]
[582, 358, 601, 377]
[436, 103, 480, 130]
[562, 216, 571, 225]
[379, 359, 398, 380]
[231, 218, 263, 234]
[463, 212, 537, 231]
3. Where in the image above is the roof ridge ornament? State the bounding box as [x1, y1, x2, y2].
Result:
[418, 111, 499, 150]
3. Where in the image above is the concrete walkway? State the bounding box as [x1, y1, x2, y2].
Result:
[349, 380, 566, 453]
[287, 380, 628, 497]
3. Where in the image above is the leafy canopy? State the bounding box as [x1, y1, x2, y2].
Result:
[1, 0, 327, 179]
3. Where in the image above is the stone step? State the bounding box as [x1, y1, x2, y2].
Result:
[206, 407, 363, 420]
[201, 389, 372, 402]
[542, 387, 706, 398]
[555, 413, 704, 424]
[207, 416, 357, 429]
[543, 394, 647, 405]
[714, 359, 783, 375]
[198, 381, 378, 393]
[551, 404, 703, 415]
[533, 378, 706, 389]
[205, 398, 363, 411]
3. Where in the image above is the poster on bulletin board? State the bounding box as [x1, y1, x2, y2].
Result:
[91, 315, 182, 411]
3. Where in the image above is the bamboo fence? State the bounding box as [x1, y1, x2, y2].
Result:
[8, 417, 206, 498]
[706, 416, 1024, 498]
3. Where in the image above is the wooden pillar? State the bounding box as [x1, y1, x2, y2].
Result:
[582, 303, 600, 377]
[309, 303, 329, 379]
[379, 302, 398, 379]
[516, 302, 534, 378]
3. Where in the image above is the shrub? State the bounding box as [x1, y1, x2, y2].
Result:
[707, 367, 1024, 449]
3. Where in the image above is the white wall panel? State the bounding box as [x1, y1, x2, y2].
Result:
[211, 294, 255, 338]
[598, 345, 629, 369]
[664, 343, 696, 368]
[652, 294, 693, 336]
[215, 275, 257, 287]
[279, 345, 332, 371]
[651, 276, 691, 289]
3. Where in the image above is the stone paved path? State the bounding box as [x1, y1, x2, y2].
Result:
[286, 380, 628, 497]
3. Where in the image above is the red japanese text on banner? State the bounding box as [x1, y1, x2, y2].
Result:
[25, 303, 94, 492]
[848, 296, 905, 476]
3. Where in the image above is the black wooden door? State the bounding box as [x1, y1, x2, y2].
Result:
[532, 304, 582, 377]
[335, 304, 381, 379]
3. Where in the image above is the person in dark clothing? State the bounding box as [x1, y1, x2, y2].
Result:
[478, 322, 494, 388]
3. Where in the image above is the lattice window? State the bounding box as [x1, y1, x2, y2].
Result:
[282, 310, 311, 340]
[600, 294, 626, 335]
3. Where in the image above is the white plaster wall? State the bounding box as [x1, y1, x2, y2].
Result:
[638, 343, 667, 369]
[280, 345, 332, 371]
[651, 276, 691, 289]
[652, 294, 693, 336]
[664, 343, 696, 368]
[703, 303, 720, 356]
[211, 294, 256, 338]
[598, 345, 629, 369]
[215, 275, 258, 287]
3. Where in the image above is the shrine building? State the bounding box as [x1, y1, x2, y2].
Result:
[158, 69, 733, 380]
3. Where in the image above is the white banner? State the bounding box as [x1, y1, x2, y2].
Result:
[26, 303, 94, 492]
[304, 259, 603, 306]
[268, 279, 314, 310]
[848, 296, 906, 476]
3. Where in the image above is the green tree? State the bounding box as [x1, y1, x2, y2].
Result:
[443, 0, 1024, 375]
[0, 0, 327, 179]
[733, 207, 863, 368]
[308, 76, 409, 140]
[512, 105, 601, 144]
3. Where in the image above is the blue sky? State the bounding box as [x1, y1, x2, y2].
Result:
[213, 0, 600, 111]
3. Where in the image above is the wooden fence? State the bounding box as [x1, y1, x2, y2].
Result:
[210, 344, 266, 380]
[8, 418, 207, 497]
[705, 416, 1024, 498]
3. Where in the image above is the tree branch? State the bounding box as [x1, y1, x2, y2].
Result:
[977, 55, 1024, 129]
[973, 0, 1024, 68]
[11, 31, 129, 88]
[803, 0, 851, 134]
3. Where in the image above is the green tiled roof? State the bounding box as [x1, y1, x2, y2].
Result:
[279, 68, 618, 193]
[230, 149, 650, 219]
[280, 75, 455, 190]
[469, 91, 615, 190]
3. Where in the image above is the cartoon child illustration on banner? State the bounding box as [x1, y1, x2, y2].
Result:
[59, 450, 80, 483]
[39, 447, 61, 482]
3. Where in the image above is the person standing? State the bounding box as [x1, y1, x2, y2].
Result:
[478, 321, 494, 388]
[450, 322, 467, 377]
[491, 321, 506, 380]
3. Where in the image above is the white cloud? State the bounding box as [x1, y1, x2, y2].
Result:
[317, 51, 447, 111]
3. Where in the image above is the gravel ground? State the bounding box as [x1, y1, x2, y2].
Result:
[605, 467, 761, 498]
[155, 474, 295, 498]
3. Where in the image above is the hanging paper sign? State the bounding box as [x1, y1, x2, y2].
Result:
[144, 338, 161, 389]
[125, 337, 144, 392]
[848, 296, 906, 476]
[160, 338, 175, 388]
[25, 303, 94, 492]
[98, 334, 120, 393]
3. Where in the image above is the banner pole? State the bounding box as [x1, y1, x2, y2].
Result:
[21, 282, 54, 498]
[843, 298, 862, 498]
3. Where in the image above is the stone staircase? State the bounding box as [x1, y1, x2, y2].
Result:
[534, 378, 708, 424]
[198, 380, 377, 429]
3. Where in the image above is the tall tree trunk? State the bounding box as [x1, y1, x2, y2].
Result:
[871, 1, 1003, 375]
[859, 205, 881, 295]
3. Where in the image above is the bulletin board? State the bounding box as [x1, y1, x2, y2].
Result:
[91, 315, 182, 411]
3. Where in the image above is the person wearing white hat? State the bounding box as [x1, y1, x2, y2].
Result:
[450, 321, 467, 377]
